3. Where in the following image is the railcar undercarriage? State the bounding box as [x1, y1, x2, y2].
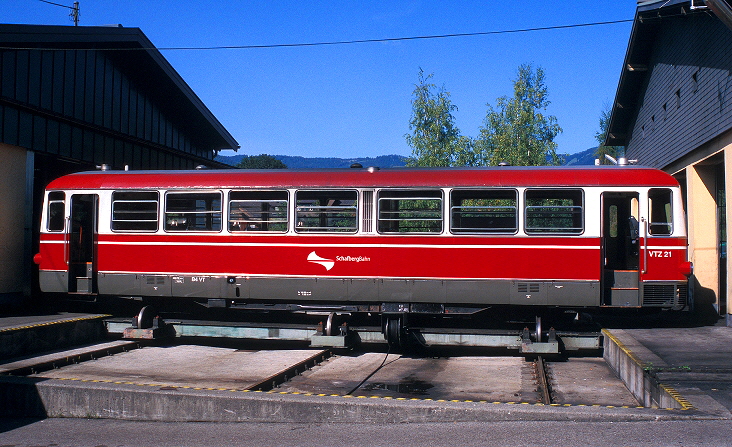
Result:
[82, 290, 686, 353]
[109, 301, 603, 354]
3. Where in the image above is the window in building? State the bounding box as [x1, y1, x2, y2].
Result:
[451, 189, 517, 233]
[648, 188, 673, 235]
[295, 190, 357, 233]
[378, 189, 442, 234]
[112, 191, 159, 231]
[229, 190, 288, 232]
[525, 189, 584, 234]
[47, 191, 65, 232]
[165, 192, 222, 232]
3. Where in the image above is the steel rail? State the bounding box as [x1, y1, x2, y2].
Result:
[535, 355, 553, 405]
[245, 349, 332, 392]
[0, 340, 142, 376]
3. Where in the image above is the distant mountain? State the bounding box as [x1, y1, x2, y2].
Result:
[216, 154, 408, 168]
[562, 147, 598, 166]
[215, 148, 599, 168]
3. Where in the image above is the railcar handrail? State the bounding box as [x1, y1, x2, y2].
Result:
[63, 216, 70, 266]
[642, 216, 648, 274]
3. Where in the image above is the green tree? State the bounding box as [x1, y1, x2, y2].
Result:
[236, 154, 287, 169]
[475, 64, 562, 166]
[594, 105, 622, 165]
[405, 69, 473, 167]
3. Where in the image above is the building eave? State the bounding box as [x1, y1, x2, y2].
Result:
[605, 0, 702, 147]
[0, 23, 239, 152]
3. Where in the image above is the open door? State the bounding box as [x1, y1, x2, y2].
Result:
[602, 192, 640, 306]
[68, 194, 98, 294]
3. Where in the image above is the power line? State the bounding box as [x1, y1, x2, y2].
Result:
[158, 19, 635, 51]
[1, 18, 633, 52]
[38, 0, 80, 26]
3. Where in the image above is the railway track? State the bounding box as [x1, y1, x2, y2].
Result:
[2, 340, 639, 408]
[534, 355, 553, 405]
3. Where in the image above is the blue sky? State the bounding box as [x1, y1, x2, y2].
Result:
[5, 1, 637, 158]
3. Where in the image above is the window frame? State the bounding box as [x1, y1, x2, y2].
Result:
[648, 188, 674, 236]
[524, 188, 585, 235]
[164, 190, 223, 233]
[111, 190, 159, 232]
[450, 188, 518, 234]
[228, 190, 289, 233]
[46, 191, 66, 232]
[377, 188, 444, 234]
[294, 189, 359, 233]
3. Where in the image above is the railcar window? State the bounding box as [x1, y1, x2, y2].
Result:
[46, 191, 65, 231]
[295, 190, 357, 233]
[47, 191, 65, 231]
[525, 189, 583, 234]
[451, 189, 517, 233]
[111, 191, 159, 232]
[378, 189, 442, 234]
[165, 192, 222, 232]
[649, 188, 673, 235]
[229, 190, 288, 232]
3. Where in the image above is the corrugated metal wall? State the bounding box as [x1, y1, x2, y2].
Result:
[0, 47, 213, 169]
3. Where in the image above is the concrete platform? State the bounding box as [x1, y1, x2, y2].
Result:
[279, 353, 639, 407]
[279, 354, 533, 402]
[0, 373, 694, 422]
[0, 313, 110, 359]
[549, 358, 639, 407]
[603, 326, 732, 418]
[32, 345, 324, 391]
[1, 313, 730, 422]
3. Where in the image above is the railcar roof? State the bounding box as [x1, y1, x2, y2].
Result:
[46, 166, 680, 190]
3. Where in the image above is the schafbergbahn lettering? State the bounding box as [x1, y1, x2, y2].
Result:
[336, 255, 371, 262]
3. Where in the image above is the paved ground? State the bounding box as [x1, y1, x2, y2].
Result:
[32, 345, 322, 390]
[549, 357, 639, 407]
[3, 312, 732, 423]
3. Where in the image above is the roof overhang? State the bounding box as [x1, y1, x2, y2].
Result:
[605, 0, 705, 147]
[0, 24, 239, 153]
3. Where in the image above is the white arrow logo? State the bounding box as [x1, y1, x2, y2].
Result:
[307, 251, 334, 271]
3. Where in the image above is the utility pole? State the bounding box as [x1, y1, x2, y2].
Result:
[70, 2, 80, 26]
[38, 0, 80, 26]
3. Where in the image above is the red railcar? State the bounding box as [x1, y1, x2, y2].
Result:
[35, 166, 691, 341]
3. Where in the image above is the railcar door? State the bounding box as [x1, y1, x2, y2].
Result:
[601, 192, 640, 306]
[67, 194, 98, 294]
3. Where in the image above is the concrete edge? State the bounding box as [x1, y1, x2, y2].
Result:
[0, 314, 112, 334]
[0, 375, 719, 423]
[0, 314, 112, 360]
[602, 329, 695, 411]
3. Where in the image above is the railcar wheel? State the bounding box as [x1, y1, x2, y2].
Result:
[133, 305, 156, 330]
[384, 317, 403, 350]
[534, 316, 542, 343]
[325, 312, 335, 336]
